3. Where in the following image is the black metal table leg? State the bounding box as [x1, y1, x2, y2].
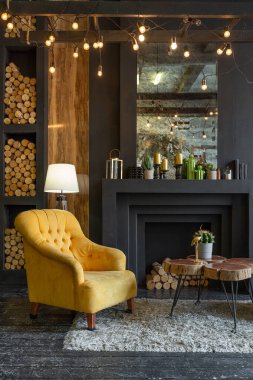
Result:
[195, 275, 203, 305]
[169, 275, 183, 317]
[244, 278, 253, 303]
[221, 280, 238, 333]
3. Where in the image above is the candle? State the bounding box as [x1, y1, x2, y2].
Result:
[175, 153, 183, 165]
[161, 158, 168, 171]
[154, 152, 161, 165]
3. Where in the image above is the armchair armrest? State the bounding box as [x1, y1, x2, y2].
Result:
[72, 237, 126, 271]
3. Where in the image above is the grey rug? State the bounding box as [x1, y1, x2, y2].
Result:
[63, 299, 253, 352]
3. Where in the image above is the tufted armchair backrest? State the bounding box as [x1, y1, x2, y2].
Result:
[15, 209, 84, 256]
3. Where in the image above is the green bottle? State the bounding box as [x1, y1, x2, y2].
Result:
[187, 154, 195, 180]
[195, 165, 205, 180]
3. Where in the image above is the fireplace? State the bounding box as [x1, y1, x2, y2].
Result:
[102, 180, 250, 285]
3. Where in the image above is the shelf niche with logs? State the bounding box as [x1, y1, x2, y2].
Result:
[0, 27, 48, 284]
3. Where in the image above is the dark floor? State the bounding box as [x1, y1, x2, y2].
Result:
[0, 285, 253, 380]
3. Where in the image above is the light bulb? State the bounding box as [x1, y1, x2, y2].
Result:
[139, 25, 146, 34]
[97, 65, 103, 77]
[184, 46, 190, 58]
[202, 131, 207, 139]
[93, 41, 99, 49]
[72, 18, 79, 30]
[49, 34, 55, 43]
[157, 115, 161, 120]
[98, 38, 104, 49]
[138, 34, 145, 42]
[45, 39, 52, 47]
[83, 39, 90, 51]
[132, 39, 139, 51]
[174, 114, 178, 118]
[226, 44, 232, 56]
[217, 47, 224, 55]
[7, 19, 14, 30]
[146, 120, 150, 127]
[49, 66, 56, 74]
[204, 116, 208, 121]
[73, 46, 79, 58]
[170, 36, 177, 50]
[224, 27, 231, 38]
[201, 79, 207, 91]
[209, 111, 214, 116]
[1, 12, 8, 21]
[170, 128, 174, 135]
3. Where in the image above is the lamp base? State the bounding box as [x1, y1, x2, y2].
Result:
[56, 194, 68, 210]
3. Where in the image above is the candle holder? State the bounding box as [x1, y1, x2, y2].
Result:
[160, 169, 168, 179]
[154, 164, 160, 179]
[174, 164, 183, 179]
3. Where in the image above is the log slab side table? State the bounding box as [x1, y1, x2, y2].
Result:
[204, 263, 251, 333]
[227, 258, 253, 301]
[168, 259, 206, 318]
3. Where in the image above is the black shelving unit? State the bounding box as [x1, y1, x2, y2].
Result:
[0, 20, 48, 284]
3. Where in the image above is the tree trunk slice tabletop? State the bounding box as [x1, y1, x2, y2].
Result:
[226, 258, 253, 272]
[187, 255, 226, 264]
[168, 259, 206, 276]
[204, 262, 251, 282]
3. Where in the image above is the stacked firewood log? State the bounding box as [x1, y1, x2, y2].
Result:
[146, 258, 208, 290]
[4, 16, 36, 38]
[4, 228, 25, 270]
[4, 138, 36, 197]
[4, 62, 37, 125]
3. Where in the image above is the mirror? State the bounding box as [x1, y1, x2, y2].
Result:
[137, 43, 218, 177]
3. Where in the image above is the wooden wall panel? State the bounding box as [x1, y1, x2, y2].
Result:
[48, 31, 89, 235]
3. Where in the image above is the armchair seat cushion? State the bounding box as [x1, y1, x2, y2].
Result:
[81, 270, 137, 314]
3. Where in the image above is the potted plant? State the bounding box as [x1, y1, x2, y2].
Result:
[142, 153, 154, 179]
[206, 163, 217, 180]
[191, 225, 215, 260]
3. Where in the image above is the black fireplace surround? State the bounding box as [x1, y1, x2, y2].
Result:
[102, 180, 252, 285]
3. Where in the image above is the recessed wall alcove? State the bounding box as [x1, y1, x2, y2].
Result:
[102, 179, 251, 285]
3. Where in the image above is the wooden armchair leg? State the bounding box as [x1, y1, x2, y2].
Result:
[86, 313, 96, 331]
[30, 302, 40, 320]
[127, 298, 135, 313]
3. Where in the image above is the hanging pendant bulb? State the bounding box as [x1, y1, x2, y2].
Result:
[224, 27, 231, 38]
[170, 127, 174, 135]
[217, 46, 224, 55]
[157, 115, 161, 120]
[49, 34, 55, 43]
[138, 23, 146, 34]
[73, 46, 79, 58]
[209, 111, 214, 116]
[201, 79, 207, 91]
[72, 17, 79, 30]
[202, 131, 207, 139]
[183, 46, 190, 58]
[45, 39, 52, 47]
[93, 41, 99, 49]
[98, 36, 104, 49]
[97, 65, 103, 77]
[132, 37, 139, 51]
[226, 43, 233, 56]
[138, 33, 145, 42]
[83, 38, 90, 51]
[170, 36, 177, 50]
[49, 65, 56, 74]
[146, 120, 151, 127]
[6, 17, 14, 30]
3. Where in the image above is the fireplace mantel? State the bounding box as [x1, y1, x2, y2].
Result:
[102, 179, 253, 283]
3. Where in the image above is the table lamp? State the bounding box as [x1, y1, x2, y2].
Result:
[44, 163, 79, 210]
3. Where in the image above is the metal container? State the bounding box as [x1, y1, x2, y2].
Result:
[106, 149, 123, 179]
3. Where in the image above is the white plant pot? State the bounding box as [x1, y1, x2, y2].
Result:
[207, 170, 217, 180]
[198, 243, 213, 260]
[144, 169, 154, 180]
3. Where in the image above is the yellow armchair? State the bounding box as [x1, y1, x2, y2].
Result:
[15, 209, 137, 330]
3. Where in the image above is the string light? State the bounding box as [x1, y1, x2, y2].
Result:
[174, 113, 178, 118]
[49, 65, 56, 74]
[202, 131, 207, 139]
[73, 46, 79, 58]
[146, 120, 151, 127]
[183, 46, 190, 58]
[83, 38, 90, 51]
[201, 78, 207, 91]
[6, 17, 13, 30]
[209, 111, 214, 116]
[217, 44, 226, 55]
[224, 27, 231, 38]
[45, 39, 52, 47]
[204, 116, 208, 121]
[97, 65, 103, 77]
[170, 127, 174, 135]
[98, 36, 104, 49]
[138, 22, 147, 34]
[1, 11, 8, 21]
[49, 49, 55, 74]
[72, 17, 79, 30]
[49, 34, 55, 43]
[226, 43, 233, 56]
[157, 115, 161, 120]
[132, 37, 139, 51]
[93, 41, 99, 49]
[138, 33, 145, 42]
[170, 36, 177, 50]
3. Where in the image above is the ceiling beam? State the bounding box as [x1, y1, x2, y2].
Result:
[174, 65, 205, 92]
[2, 1, 253, 18]
[137, 93, 217, 100]
[17, 30, 253, 43]
[137, 107, 209, 116]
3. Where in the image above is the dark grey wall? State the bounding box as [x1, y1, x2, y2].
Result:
[90, 42, 253, 243]
[218, 43, 253, 176]
[89, 44, 120, 242]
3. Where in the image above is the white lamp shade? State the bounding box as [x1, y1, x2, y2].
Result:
[44, 164, 79, 193]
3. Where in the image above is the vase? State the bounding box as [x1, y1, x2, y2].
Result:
[198, 243, 213, 260]
[144, 169, 154, 179]
[207, 170, 217, 180]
